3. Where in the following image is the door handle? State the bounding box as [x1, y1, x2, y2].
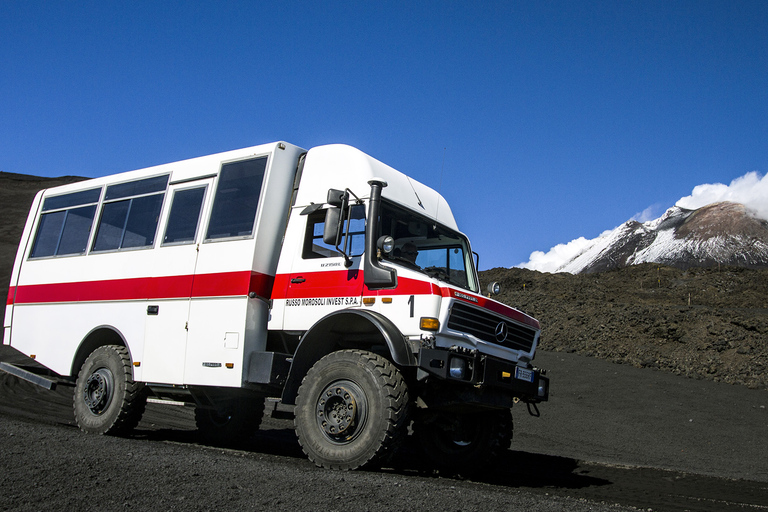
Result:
[290, 277, 306, 284]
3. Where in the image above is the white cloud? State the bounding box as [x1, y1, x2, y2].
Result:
[517, 170, 768, 271]
[518, 236, 596, 272]
[676, 171, 768, 221]
[631, 204, 662, 223]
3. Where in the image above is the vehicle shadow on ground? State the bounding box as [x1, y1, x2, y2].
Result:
[388, 437, 610, 489]
[130, 424, 609, 490]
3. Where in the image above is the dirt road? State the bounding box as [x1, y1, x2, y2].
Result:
[2, 347, 767, 512]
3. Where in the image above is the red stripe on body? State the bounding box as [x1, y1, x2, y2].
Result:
[270, 269, 538, 329]
[10, 271, 274, 304]
[9, 268, 538, 329]
[368, 276, 441, 296]
[271, 269, 363, 300]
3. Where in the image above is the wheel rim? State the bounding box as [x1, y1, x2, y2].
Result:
[315, 380, 368, 444]
[83, 367, 114, 415]
[207, 410, 234, 428]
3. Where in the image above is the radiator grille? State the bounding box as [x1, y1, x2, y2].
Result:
[447, 301, 537, 352]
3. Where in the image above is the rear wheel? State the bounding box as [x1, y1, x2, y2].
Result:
[414, 409, 513, 476]
[294, 350, 410, 470]
[73, 345, 147, 435]
[195, 397, 265, 446]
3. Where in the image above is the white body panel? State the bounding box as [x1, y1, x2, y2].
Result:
[5, 142, 305, 388]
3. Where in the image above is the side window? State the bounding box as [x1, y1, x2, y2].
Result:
[302, 204, 366, 259]
[163, 186, 206, 245]
[92, 175, 168, 252]
[206, 156, 267, 240]
[29, 188, 101, 259]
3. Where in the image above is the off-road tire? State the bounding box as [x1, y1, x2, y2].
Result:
[294, 349, 410, 470]
[73, 345, 147, 435]
[414, 408, 513, 476]
[195, 397, 265, 446]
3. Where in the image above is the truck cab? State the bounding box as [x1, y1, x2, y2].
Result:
[267, 145, 548, 472]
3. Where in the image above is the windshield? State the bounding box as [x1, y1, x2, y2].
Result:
[380, 201, 479, 292]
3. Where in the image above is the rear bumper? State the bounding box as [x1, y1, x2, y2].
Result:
[417, 347, 549, 403]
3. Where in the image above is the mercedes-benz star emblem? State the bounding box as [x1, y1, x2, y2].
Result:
[495, 321, 508, 343]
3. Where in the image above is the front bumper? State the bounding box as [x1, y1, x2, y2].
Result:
[417, 347, 549, 404]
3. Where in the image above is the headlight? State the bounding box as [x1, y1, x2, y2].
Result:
[449, 357, 467, 379]
[377, 235, 394, 255]
[537, 378, 548, 398]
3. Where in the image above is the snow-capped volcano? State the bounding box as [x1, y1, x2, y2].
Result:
[553, 202, 768, 274]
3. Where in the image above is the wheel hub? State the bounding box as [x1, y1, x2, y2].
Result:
[83, 368, 113, 415]
[317, 385, 357, 436]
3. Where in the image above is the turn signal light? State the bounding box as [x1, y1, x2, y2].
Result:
[420, 317, 439, 331]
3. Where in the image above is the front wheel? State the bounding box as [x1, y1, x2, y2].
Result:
[414, 409, 513, 476]
[73, 345, 147, 435]
[294, 350, 410, 470]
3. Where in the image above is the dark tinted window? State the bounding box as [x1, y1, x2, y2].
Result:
[31, 191, 99, 259]
[56, 205, 97, 255]
[163, 186, 206, 245]
[105, 175, 168, 200]
[206, 156, 267, 240]
[42, 188, 101, 211]
[92, 175, 167, 252]
[121, 194, 164, 248]
[302, 204, 366, 259]
[92, 201, 130, 251]
[30, 211, 66, 258]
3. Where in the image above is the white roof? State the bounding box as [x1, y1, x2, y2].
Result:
[297, 144, 458, 232]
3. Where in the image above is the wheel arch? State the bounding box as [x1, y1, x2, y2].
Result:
[281, 309, 416, 405]
[70, 325, 129, 378]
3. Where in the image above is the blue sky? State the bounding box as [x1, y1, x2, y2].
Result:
[2, 1, 767, 270]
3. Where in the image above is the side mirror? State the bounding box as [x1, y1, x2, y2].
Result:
[322, 207, 342, 246]
[326, 189, 347, 207]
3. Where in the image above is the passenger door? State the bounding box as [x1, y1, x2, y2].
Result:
[281, 205, 366, 331]
[141, 179, 212, 384]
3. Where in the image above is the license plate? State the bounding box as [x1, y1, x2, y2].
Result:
[514, 367, 534, 383]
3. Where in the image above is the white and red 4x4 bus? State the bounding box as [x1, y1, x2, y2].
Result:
[3, 142, 548, 473]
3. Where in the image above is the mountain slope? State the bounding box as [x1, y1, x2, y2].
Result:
[557, 202, 768, 274]
[480, 264, 768, 390]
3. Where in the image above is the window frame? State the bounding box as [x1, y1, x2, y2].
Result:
[161, 184, 208, 247]
[379, 200, 479, 293]
[302, 204, 366, 260]
[28, 187, 102, 260]
[204, 154, 270, 243]
[90, 174, 169, 253]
